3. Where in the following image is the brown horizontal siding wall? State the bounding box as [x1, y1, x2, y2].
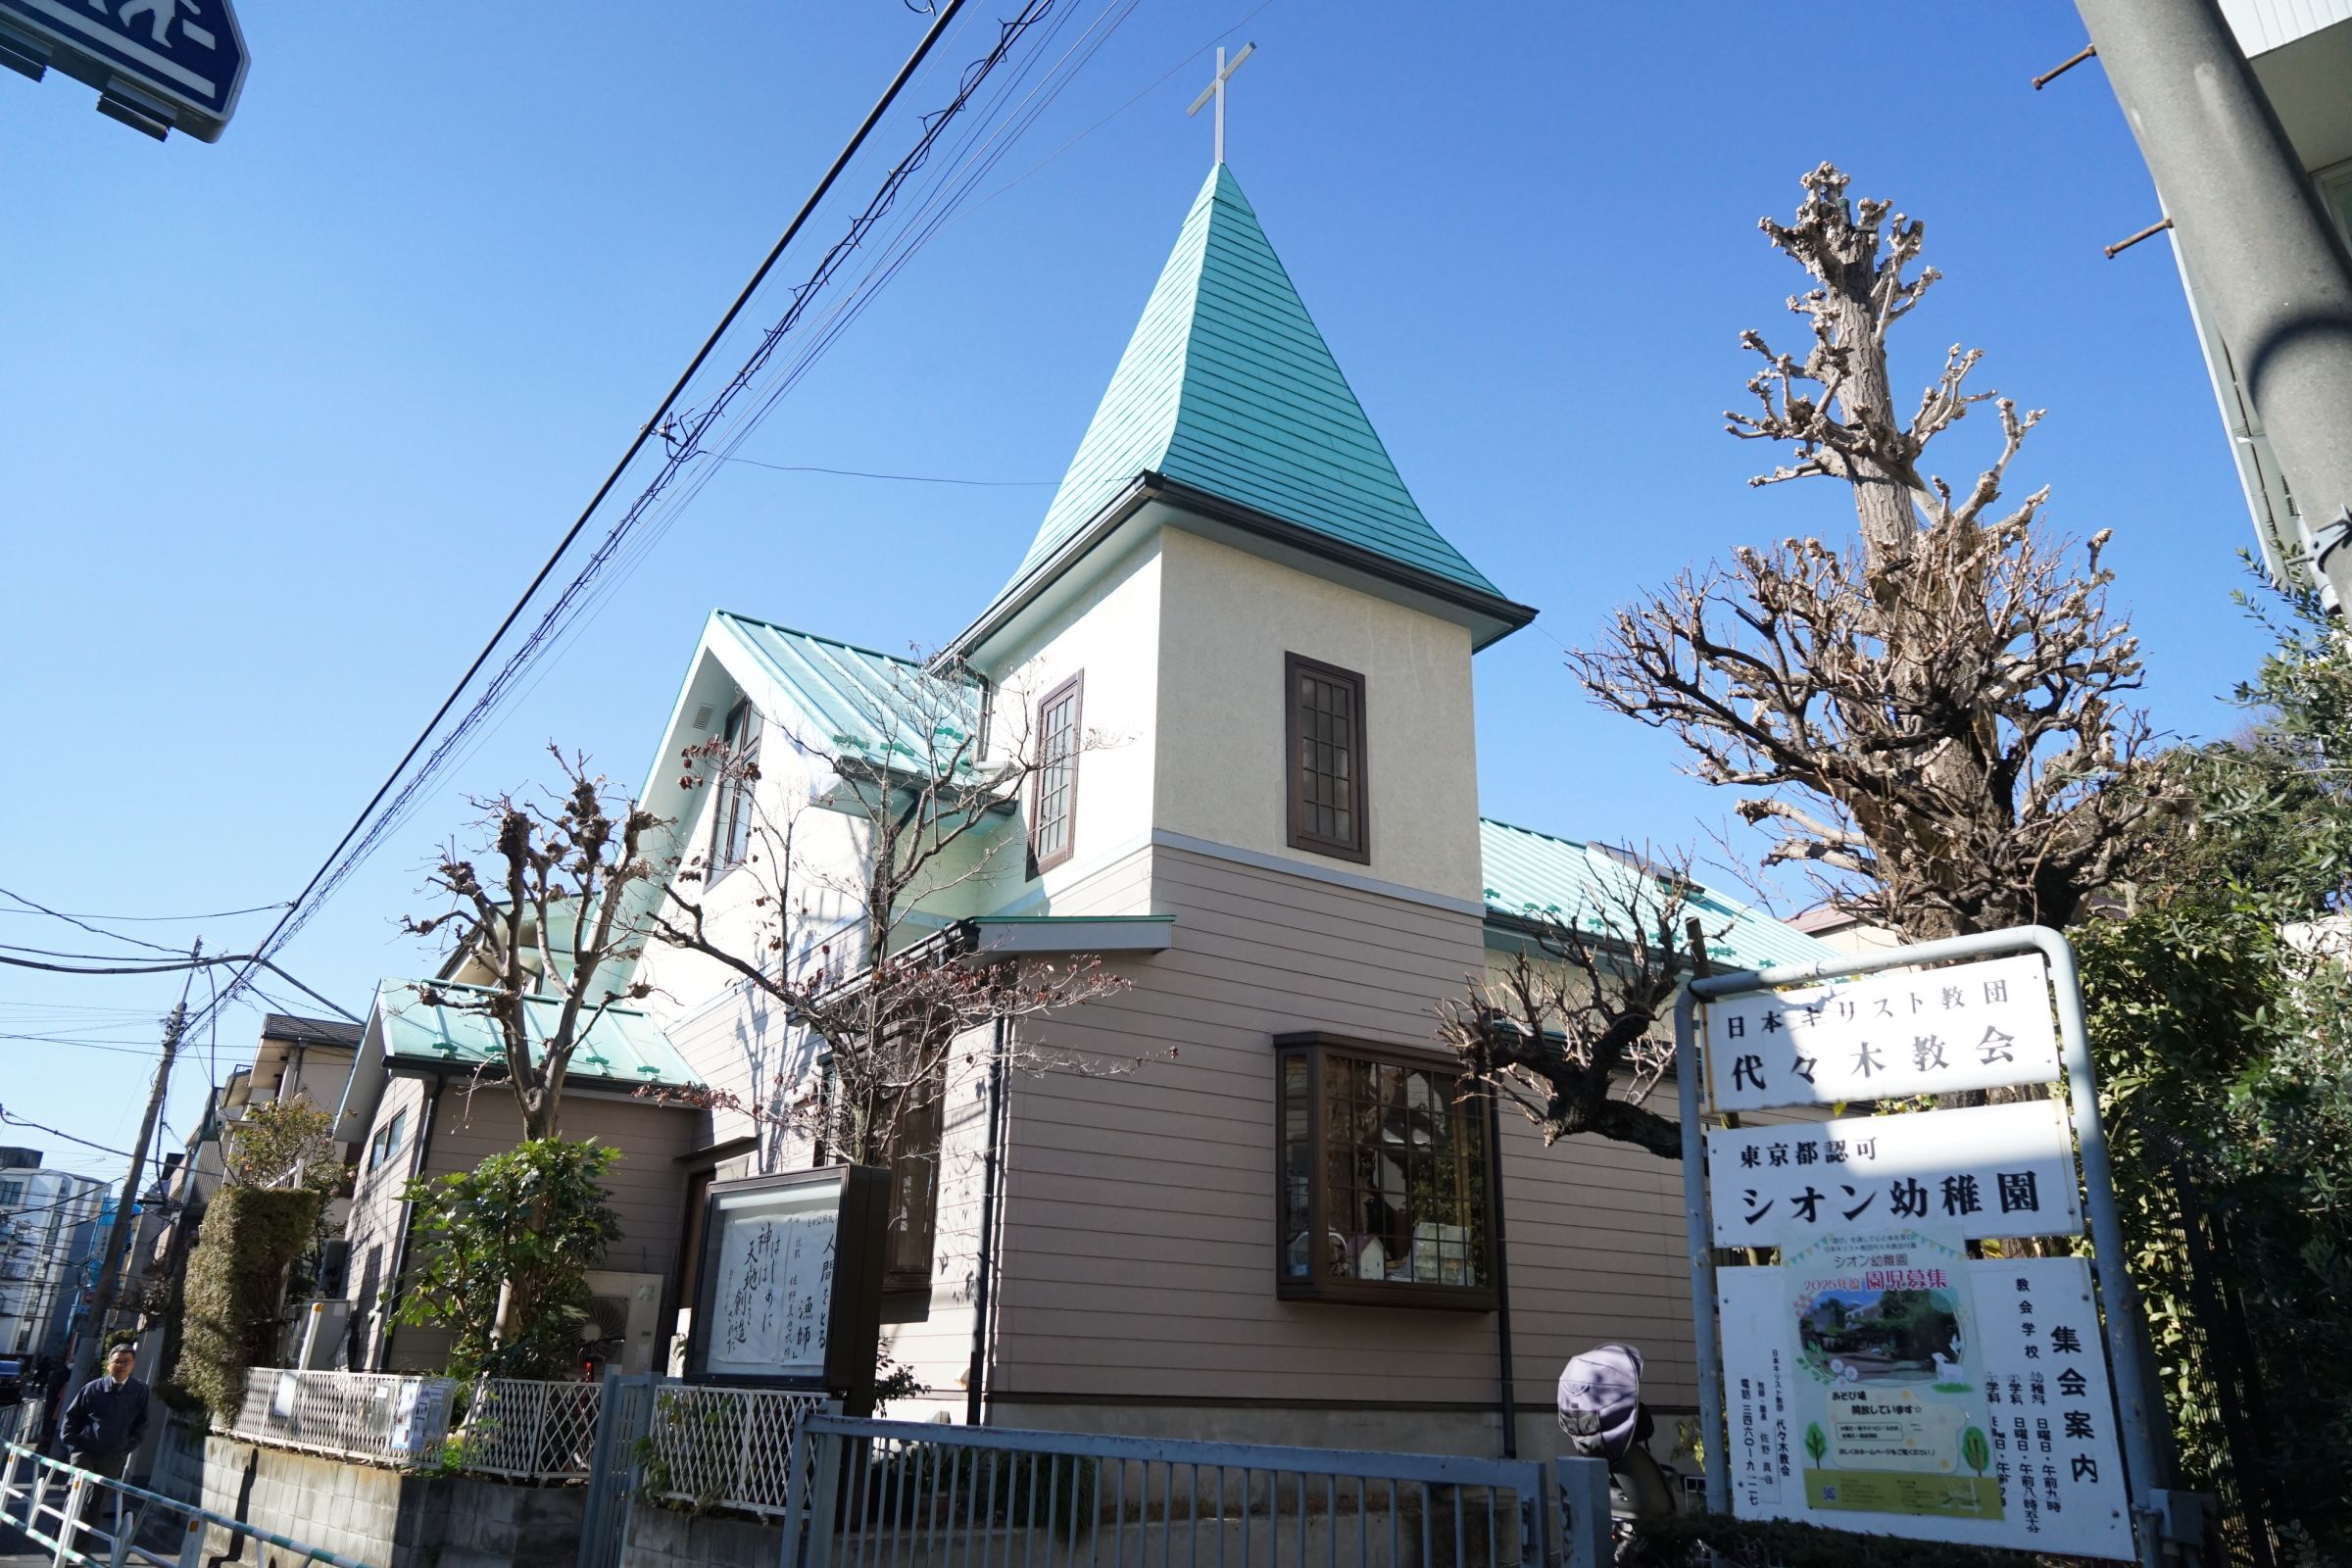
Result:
[988, 842, 1701, 1417]
[373, 1083, 700, 1372]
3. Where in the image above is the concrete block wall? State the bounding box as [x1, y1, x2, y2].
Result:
[193, 1434, 584, 1568]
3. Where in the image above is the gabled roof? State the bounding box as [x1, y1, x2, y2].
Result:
[1478, 817, 1837, 975]
[961, 164, 1527, 650]
[257, 1013, 363, 1051]
[714, 612, 984, 776]
[369, 979, 702, 1089]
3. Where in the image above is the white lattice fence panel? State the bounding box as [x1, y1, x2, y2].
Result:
[224, 1370, 451, 1467]
[460, 1379, 603, 1480]
[643, 1385, 824, 1516]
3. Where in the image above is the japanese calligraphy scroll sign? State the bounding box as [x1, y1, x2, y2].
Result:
[1698, 953, 2136, 1560]
[685, 1165, 890, 1396]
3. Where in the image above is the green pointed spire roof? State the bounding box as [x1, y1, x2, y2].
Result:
[961, 165, 1525, 650]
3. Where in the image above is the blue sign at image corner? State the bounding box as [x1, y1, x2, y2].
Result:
[0, 0, 247, 134]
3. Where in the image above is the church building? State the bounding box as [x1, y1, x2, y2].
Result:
[338, 157, 1829, 1460]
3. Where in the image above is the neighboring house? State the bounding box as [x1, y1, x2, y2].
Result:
[1787, 905, 1903, 958]
[0, 1149, 109, 1364]
[131, 1013, 365, 1326]
[334, 982, 705, 1374]
[2178, 2, 2352, 591]
[514, 159, 1839, 1460]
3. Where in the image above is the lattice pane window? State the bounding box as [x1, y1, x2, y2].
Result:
[1275, 1034, 1494, 1308]
[710, 699, 762, 874]
[1285, 654, 1367, 861]
[1029, 673, 1083, 873]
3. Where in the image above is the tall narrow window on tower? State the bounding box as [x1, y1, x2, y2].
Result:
[1029, 672, 1083, 874]
[1286, 654, 1368, 862]
[710, 699, 762, 875]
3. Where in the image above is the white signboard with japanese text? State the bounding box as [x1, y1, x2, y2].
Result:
[702, 1182, 839, 1381]
[1706, 1100, 2082, 1248]
[1721, 1251, 2133, 1560]
[1702, 954, 2061, 1112]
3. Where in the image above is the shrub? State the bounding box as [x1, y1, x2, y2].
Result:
[175, 1185, 325, 1418]
[388, 1137, 621, 1380]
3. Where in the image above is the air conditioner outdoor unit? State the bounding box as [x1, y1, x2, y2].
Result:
[583, 1270, 663, 1375]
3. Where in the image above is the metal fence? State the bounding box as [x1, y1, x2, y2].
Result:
[0, 1398, 33, 1449]
[226, 1369, 451, 1468]
[457, 1378, 605, 1481]
[780, 1414, 1602, 1568]
[223, 1369, 602, 1480]
[2, 1440, 374, 1568]
[638, 1382, 828, 1516]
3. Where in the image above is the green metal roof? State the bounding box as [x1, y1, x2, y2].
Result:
[372, 978, 703, 1089]
[1478, 818, 1838, 974]
[714, 612, 985, 775]
[970, 164, 1510, 638]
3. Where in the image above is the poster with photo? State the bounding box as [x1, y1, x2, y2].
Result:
[1723, 1250, 2136, 1560]
[1783, 1230, 1998, 1521]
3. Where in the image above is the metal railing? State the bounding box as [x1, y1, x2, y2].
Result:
[225, 1369, 453, 1468]
[780, 1414, 1604, 1568]
[638, 1383, 827, 1516]
[1, 1441, 375, 1568]
[0, 1398, 32, 1449]
[454, 1378, 604, 1481]
[222, 1368, 601, 1480]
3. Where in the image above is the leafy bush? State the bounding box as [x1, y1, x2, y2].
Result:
[2076, 580, 2352, 1561]
[388, 1137, 621, 1380]
[175, 1185, 325, 1417]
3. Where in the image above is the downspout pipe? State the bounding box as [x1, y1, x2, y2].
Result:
[1485, 1078, 1517, 1459]
[964, 1016, 1008, 1425]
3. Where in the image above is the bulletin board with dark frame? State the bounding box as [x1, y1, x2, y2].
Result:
[683, 1164, 890, 1394]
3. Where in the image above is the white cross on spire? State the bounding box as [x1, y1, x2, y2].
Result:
[1186, 41, 1254, 166]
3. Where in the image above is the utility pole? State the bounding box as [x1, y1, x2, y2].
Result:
[2073, 0, 2352, 611]
[65, 954, 191, 1394]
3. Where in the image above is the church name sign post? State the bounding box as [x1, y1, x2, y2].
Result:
[1673, 928, 2177, 1567]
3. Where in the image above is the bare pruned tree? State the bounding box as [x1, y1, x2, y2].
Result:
[405, 747, 666, 1141]
[1439, 847, 1715, 1159]
[1571, 164, 2171, 941]
[648, 651, 1132, 1167]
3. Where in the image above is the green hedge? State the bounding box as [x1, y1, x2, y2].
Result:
[175, 1185, 323, 1418]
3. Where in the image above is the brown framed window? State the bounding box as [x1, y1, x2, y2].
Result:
[1275, 1033, 1494, 1309]
[710, 699, 761, 875]
[1029, 672, 1083, 874]
[1285, 654, 1368, 862]
[880, 1078, 943, 1294]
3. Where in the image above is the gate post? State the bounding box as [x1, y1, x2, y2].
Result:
[1549, 1458, 1610, 1568]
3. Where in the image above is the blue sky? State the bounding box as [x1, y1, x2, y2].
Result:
[0, 3, 2274, 1176]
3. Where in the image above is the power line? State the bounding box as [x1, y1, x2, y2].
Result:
[0, 896, 288, 924]
[931, 0, 1281, 236]
[712, 456, 1054, 486]
[0, 886, 176, 956]
[0, 1035, 167, 1058]
[0, 1109, 136, 1161]
[184, 0, 999, 1041]
[0, 949, 361, 1023]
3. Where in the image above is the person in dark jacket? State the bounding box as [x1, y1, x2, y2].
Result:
[60, 1346, 150, 1479]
